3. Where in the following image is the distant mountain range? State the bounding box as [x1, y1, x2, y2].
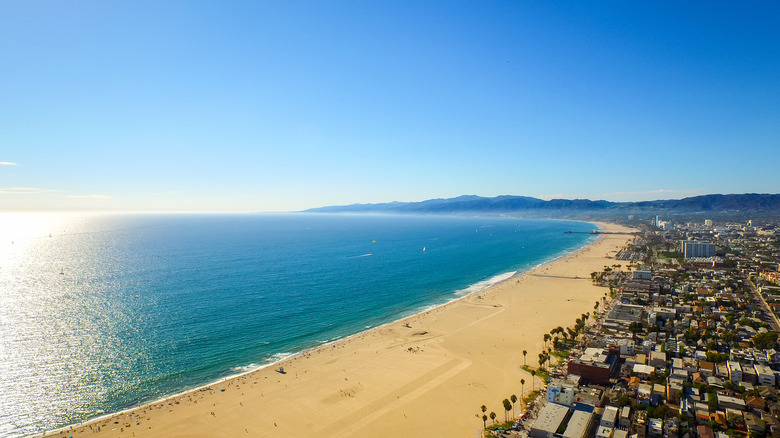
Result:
[305, 194, 780, 221]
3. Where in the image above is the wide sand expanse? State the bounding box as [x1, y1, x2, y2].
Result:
[48, 222, 635, 438]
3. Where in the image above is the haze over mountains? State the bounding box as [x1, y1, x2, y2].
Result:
[305, 194, 780, 221]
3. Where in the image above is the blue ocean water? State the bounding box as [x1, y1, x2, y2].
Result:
[0, 213, 596, 437]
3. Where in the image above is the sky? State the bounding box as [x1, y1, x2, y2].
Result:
[1, 1, 779, 212]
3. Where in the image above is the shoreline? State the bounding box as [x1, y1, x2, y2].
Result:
[44, 221, 633, 438]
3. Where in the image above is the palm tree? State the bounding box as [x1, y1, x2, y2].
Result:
[522, 349, 527, 366]
[543, 333, 551, 348]
[510, 394, 518, 417]
[520, 378, 525, 399]
[481, 405, 487, 415]
[502, 399, 512, 422]
[482, 414, 488, 430]
[530, 370, 536, 391]
[490, 411, 496, 424]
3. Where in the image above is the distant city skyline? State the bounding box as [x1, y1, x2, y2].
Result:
[2, 1, 779, 212]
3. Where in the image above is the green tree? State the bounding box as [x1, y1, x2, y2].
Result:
[708, 391, 719, 411]
[752, 331, 778, 350]
[490, 411, 496, 424]
[503, 398, 512, 422]
[522, 350, 527, 366]
[520, 379, 525, 399]
[511, 394, 518, 417]
[531, 370, 536, 391]
[482, 414, 488, 430]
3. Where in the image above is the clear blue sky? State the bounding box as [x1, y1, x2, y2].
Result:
[1, 1, 778, 212]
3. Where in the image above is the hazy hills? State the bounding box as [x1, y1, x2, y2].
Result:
[305, 194, 780, 221]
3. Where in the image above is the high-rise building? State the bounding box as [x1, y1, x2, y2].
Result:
[681, 240, 715, 258]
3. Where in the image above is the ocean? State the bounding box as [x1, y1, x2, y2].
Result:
[0, 213, 596, 437]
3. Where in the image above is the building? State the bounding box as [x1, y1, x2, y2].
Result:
[648, 418, 663, 438]
[608, 303, 645, 323]
[548, 378, 578, 406]
[742, 364, 758, 384]
[633, 364, 655, 379]
[562, 410, 594, 438]
[681, 240, 716, 259]
[649, 350, 667, 369]
[617, 338, 636, 356]
[601, 406, 619, 428]
[619, 406, 631, 428]
[530, 403, 571, 438]
[634, 270, 653, 281]
[753, 363, 775, 387]
[567, 348, 617, 385]
[727, 361, 742, 384]
[718, 394, 746, 411]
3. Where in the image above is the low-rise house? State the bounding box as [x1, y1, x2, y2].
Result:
[649, 351, 667, 369]
[619, 406, 631, 429]
[698, 360, 716, 377]
[718, 394, 746, 411]
[670, 368, 688, 380]
[596, 426, 614, 438]
[745, 396, 766, 412]
[694, 402, 711, 424]
[666, 377, 684, 402]
[632, 409, 648, 438]
[652, 384, 666, 405]
[648, 418, 663, 438]
[744, 411, 765, 434]
[710, 411, 727, 429]
[754, 363, 776, 387]
[548, 378, 578, 406]
[742, 364, 758, 384]
[697, 425, 714, 438]
[760, 411, 780, 434]
[601, 405, 619, 428]
[706, 376, 724, 388]
[715, 363, 730, 380]
[618, 338, 636, 356]
[562, 410, 594, 438]
[727, 361, 743, 383]
[637, 384, 653, 406]
[633, 364, 655, 380]
[530, 403, 571, 438]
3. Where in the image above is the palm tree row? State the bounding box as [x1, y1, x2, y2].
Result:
[480, 392, 519, 430]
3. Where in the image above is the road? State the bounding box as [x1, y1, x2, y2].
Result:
[745, 275, 780, 332]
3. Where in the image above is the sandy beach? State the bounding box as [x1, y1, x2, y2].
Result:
[47, 222, 635, 438]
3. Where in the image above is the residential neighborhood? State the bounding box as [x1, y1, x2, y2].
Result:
[487, 218, 780, 438]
